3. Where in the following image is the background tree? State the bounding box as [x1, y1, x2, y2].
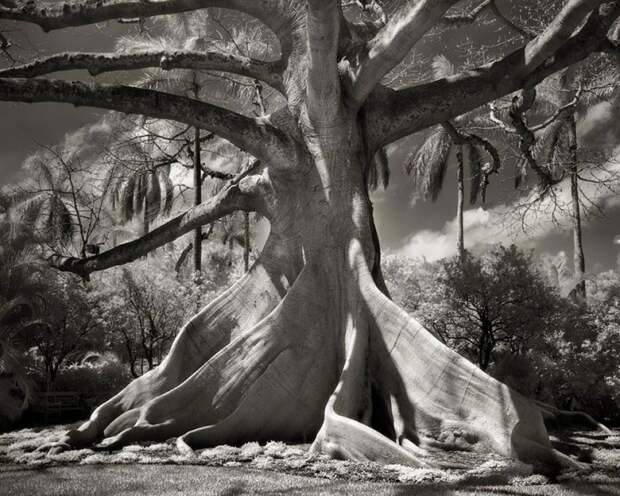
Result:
[436, 246, 562, 370]
[95, 258, 211, 377]
[489, 60, 619, 301]
[0, 0, 617, 467]
[25, 273, 103, 390]
[384, 247, 620, 426]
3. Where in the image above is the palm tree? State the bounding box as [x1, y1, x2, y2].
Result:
[113, 14, 267, 276]
[0, 220, 51, 427]
[3, 157, 76, 250]
[404, 56, 487, 260]
[109, 161, 174, 238]
[516, 63, 618, 301]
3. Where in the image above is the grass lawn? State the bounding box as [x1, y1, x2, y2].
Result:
[1, 424, 619, 495]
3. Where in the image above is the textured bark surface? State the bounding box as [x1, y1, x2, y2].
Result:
[1, 0, 616, 470]
[60, 108, 568, 469]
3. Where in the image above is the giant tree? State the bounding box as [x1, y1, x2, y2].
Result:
[0, 0, 618, 468]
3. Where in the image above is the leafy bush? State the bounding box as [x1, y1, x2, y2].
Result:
[51, 353, 131, 405]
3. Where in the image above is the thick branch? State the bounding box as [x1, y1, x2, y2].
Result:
[0, 78, 296, 168]
[0, 0, 293, 40]
[349, 0, 459, 105]
[0, 50, 284, 92]
[306, 0, 341, 122]
[523, 0, 605, 74]
[53, 167, 263, 276]
[369, 1, 619, 148]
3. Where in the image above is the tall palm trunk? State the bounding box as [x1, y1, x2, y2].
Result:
[567, 115, 586, 301]
[456, 144, 465, 260]
[193, 126, 202, 279]
[243, 211, 250, 272]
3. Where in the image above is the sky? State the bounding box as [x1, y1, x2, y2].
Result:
[1, 15, 619, 276]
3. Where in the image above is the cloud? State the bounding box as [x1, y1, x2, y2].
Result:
[395, 147, 620, 262]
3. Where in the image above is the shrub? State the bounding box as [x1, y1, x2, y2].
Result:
[51, 353, 131, 406]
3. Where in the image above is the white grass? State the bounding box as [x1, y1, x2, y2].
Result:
[1, 424, 619, 489]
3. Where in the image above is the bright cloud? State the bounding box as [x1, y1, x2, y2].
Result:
[395, 148, 620, 262]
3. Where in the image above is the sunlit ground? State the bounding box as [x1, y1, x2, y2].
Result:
[1, 424, 619, 495]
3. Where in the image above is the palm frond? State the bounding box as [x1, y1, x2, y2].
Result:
[431, 54, 455, 79]
[514, 158, 528, 189]
[16, 194, 46, 228]
[121, 174, 137, 222]
[49, 196, 75, 245]
[467, 144, 483, 205]
[368, 147, 390, 191]
[405, 126, 452, 202]
[145, 172, 162, 223]
[160, 169, 175, 215]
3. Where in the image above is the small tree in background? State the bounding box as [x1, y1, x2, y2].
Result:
[437, 245, 561, 370]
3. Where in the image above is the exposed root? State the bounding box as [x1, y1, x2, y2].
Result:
[61, 239, 297, 449]
[363, 283, 576, 468]
[89, 262, 340, 450]
[57, 239, 592, 471]
[535, 400, 612, 434]
[310, 299, 428, 466]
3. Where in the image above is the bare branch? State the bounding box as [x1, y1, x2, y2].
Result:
[0, 78, 297, 168]
[529, 87, 582, 132]
[0, 50, 284, 92]
[368, 1, 619, 148]
[52, 164, 264, 277]
[349, 0, 459, 105]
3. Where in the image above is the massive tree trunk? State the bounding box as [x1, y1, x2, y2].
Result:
[59, 108, 566, 468]
[0, 0, 616, 470]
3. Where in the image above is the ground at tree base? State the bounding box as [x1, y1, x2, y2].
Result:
[1, 424, 619, 495]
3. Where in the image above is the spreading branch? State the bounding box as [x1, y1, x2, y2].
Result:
[0, 50, 284, 92]
[349, 0, 459, 105]
[52, 163, 264, 277]
[0, 78, 296, 168]
[368, 1, 619, 148]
